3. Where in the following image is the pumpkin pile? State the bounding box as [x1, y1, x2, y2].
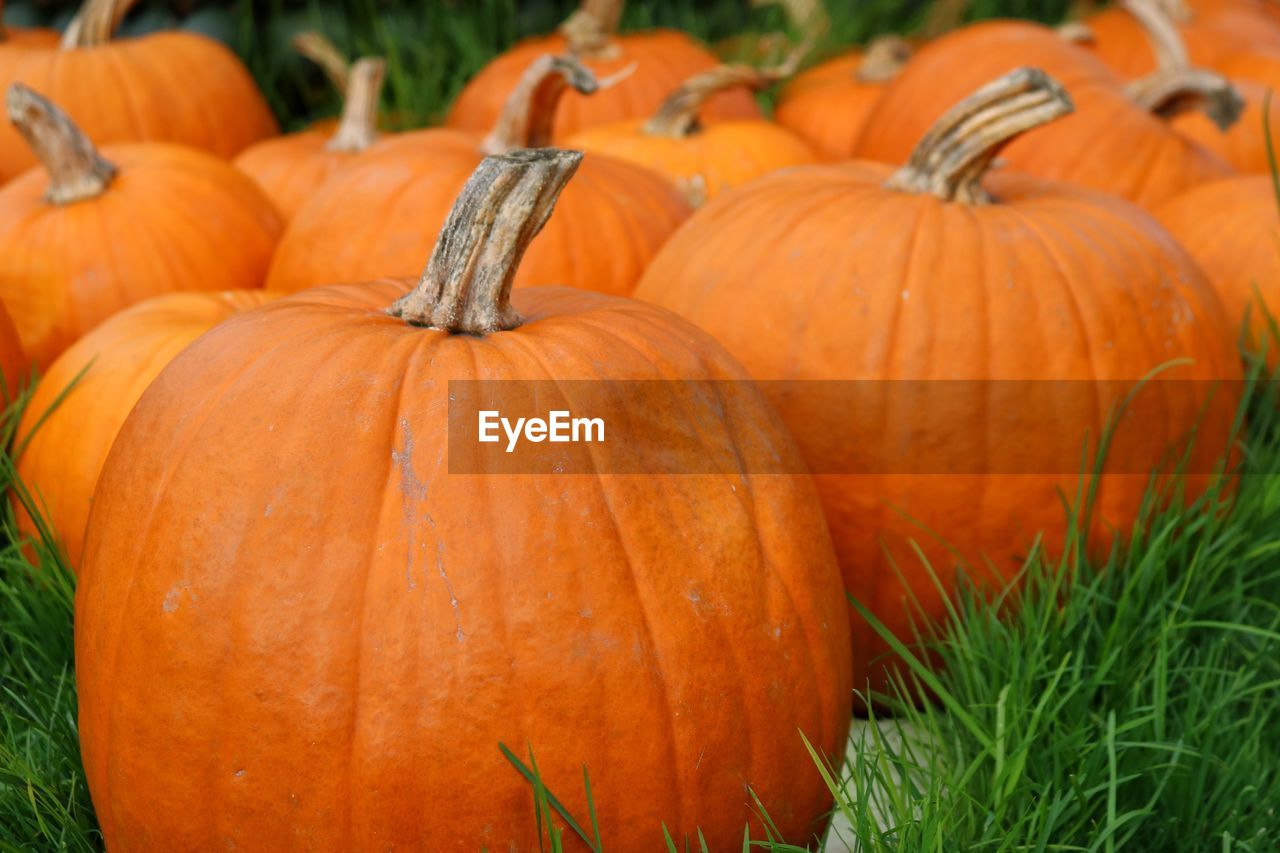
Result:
[0, 0, 1273, 846]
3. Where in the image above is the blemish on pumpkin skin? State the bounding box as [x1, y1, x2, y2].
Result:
[436, 541, 464, 642]
[162, 583, 194, 613]
[233, 769, 245, 779]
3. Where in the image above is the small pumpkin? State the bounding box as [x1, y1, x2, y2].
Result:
[0, 0, 277, 183]
[636, 69, 1238, 693]
[0, 84, 281, 367]
[268, 55, 691, 296]
[446, 0, 759, 141]
[77, 147, 852, 849]
[1083, 0, 1280, 78]
[1156, 175, 1280, 348]
[568, 60, 816, 204]
[14, 290, 276, 568]
[856, 6, 1240, 210]
[235, 36, 387, 221]
[773, 36, 912, 162]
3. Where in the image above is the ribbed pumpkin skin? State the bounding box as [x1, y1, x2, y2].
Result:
[234, 131, 387, 222]
[774, 52, 889, 161]
[446, 31, 760, 141]
[1174, 78, 1280, 172]
[0, 33, 278, 182]
[854, 26, 1233, 209]
[1156, 176, 1279, 341]
[76, 282, 853, 850]
[0, 144, 282, 368]
[567, 119, 816, 201]
[0, 301, 27, 399]
[634, 165, 1238, 692]
[14, 290, 276, 569]
[266, 132, 691, 296]
[1084, 4, 1280, 78]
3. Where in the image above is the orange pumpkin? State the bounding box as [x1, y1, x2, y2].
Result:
[268, 55, 690, 296]
[236, 37, 387, 221]
[855, 10, 1238, 210]
[774, 36, 912, 161]
[0, 2, 58, 48]
[0, 300, 27, 400]
[1156, 175, 1280, 348]
[14, 290, 276, 568]
[636, 69, 1239, 693]
[1083, 0, 1280, 78]
[0, 0, 277, 183]
[77, 148, 852, 849]
[446, 0, 759, 141]
[0, 84, 281, 367]
[568, 61, 815, 204]
[1173, 76, 1280, 172]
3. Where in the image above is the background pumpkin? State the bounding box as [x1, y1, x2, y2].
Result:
[0, 300, 27, 401]
[0, 0, 277, 183]
[636, 69, 1239, 693]
[234, 35, 387, 222]
[14, 290, 276, 569]
[0, 84, 281, 367]
[445, 0, 760, 141]
[773, 35, 911, 162]
[1156, 175, 1280, 351]
[1173, 76, 1280, 173]
[567, 59, 816, 204]
[77, 148, 852, 850]
[268, 55, 690, 296]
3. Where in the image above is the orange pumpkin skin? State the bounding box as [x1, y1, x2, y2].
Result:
[0, 299, 28, 399]
[234, 131, 393, 222]
[76, 281, 853, 849]
[636, 123, 1237, 691]
[1156, 175, 1280, 344]
[0, 32, 278, 183]
[1174, 77, 1280, 172]
[447, 31, 760, 141]
[266, 132, 691, 296]
[14, 290, 276, 569]
[854, 25, 1232, 210]
[1084, 3, 1280, 79]
[0, 144, 281, 368]
[567, 118, 815, 202]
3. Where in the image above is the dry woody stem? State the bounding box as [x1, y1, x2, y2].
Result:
[1121, 0, 1243, 129]
[6, 83, 117, 205]
[61, 0, 138, 49]
[482, 55, 598, 154]
[560, 0, 624, 58]
[856, 35, 913, 83]
[292, 31, 352, 93]
[886, 67, 1073, 205]
[327, 58, 386, 153]
[389, 149, 583, 336]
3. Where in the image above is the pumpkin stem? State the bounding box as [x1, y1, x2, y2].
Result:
[481, 55, 598, 154]
[292, 31, 351, 94]
[642, 40, 808, 138]
[326, 58, 385, 153]
[1121, 0, 1242, 129]
[61, 0, 138, 49]
[885, 67, 1073, 205]
[919, 0, 968, 39]
[855, 35, 912, 83]
[1055, 22, 1095, 44]
[388, 149, 582, 336]
[560, 0, 624, 58]
[6, 83, 117, 205]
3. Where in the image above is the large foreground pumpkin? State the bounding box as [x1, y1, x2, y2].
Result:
[268, 55, 690, 296]
[0, 85, 281, 367]
[0, 0, 277, 183]
[636, 69, 1239, 694]
[14, 290, 276, 569]
[77, 149, 852, 849]
[446, 0, 759, 140]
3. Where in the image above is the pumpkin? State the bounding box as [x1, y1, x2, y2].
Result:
[567, 60, 816, 204]
[1083, 0, 1280, 78]
[0, 0, 277, 183]
[0, 1, 58, 48]
[1156, 175, 1280, 348]
[0, 85, 281, 367]
[76, 147, 852, 849]
[0, 300, 27, 400]
[773, 36, 911, 162]
[635, 69, 1239, 693]
[446, 0, 759, 141]
[235, 37, 387, 221]
[268, 55, 691, 296]
[855, 7, 1239, 210]
[1172, 76, 1280, 173]
[14, 290, 276, 568]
